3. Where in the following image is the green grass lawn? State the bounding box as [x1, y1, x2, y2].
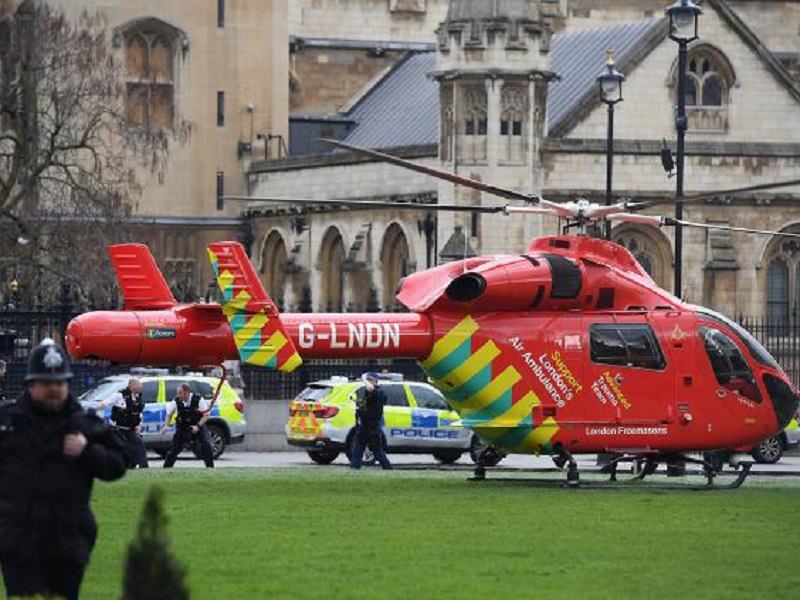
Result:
[78, 468, 800, 600]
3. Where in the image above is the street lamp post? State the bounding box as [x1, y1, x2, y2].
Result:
[597, 51, 625, 240]
[666, 0, 702, 298]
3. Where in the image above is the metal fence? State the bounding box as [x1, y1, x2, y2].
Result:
[241, 359, 427, 401]
[737, 316, 800, 385]
[1, 307, 797, 401]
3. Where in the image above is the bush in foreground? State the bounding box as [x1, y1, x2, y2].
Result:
[122, 486, 190, 600]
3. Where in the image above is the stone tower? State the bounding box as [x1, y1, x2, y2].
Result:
[434, 0, 557, 258]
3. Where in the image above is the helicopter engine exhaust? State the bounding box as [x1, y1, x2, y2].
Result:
[439, 255, 583, 311]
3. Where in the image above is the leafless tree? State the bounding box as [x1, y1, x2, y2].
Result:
[0, 0, 186, 309]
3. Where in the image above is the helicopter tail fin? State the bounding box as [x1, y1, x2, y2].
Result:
[109, 244, 177, 311]
[207, 241, 302, 373]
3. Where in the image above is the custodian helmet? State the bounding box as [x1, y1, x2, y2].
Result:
[25, 338, 74, 382]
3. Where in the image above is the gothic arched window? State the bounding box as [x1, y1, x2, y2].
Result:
[766, 259, 789, 328]
[762, 230, 800, 328]
[458, 85, 487, 164]
[116, 19, 187, 128]
[380, 223, 412, 311]
[500, 86, 528, 164]
[613, 226, 673, 290]
[261, 230, 289, 310]
[318, 227, 346, 312]
[674, 45, 735, 133]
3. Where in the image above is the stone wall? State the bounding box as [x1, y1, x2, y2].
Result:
[566, 8, 800, 144]
[291, 47, 404, 115]
[242, 400, 294, 452]
[289, 0, 448, 43]
[248, 152, 438, 311]
[45, 0, 289, 219]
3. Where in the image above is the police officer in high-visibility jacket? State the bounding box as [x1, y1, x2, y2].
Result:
[95, 378, 148, 469]
[161, 383, 214, 468]
[350, 373, 392, 470]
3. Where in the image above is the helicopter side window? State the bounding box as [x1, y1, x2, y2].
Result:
[698, 327, 762, 403]
[590, 324, 666, 370]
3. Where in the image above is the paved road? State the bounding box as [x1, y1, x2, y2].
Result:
[157, 450, 800, 474]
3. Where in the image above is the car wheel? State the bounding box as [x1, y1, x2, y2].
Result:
[153, 448, 168, 459]
[194, 424, 227, 460]
[751, 435, 783, 464]
[433, 450, 462, 465]
[308, 448, 340, 465]
[345, 430, 378, 466]
[469, 435, 504, 467]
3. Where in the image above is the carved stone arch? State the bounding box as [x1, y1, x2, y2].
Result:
[759, 223, 800, 324]
[115, 17, 186, 128]
[260, 229, 289, 309]
[756, 221, 800, 269]
[318, 226, 347, 312]
[112, 17, 190, 53]
[379, 222, 415, 310]
[611, 223, 674, 289]
[667, 43, 736, 133]
[666, 43, 737, 89]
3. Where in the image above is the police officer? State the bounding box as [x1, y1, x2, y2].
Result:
[161, 383, 214, 468]
[95, 377, 149, 469]
[350, 373, 392, 470]
[0, 340, 126, 600]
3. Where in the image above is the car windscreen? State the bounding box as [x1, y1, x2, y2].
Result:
[297, 385, 333, 401]
[696, 308, 781, 371]
[79, 379, 123, 404]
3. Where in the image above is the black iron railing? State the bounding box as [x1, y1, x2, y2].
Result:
[738, 316, 800, 386]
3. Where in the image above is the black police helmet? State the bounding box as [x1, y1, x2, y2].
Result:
[25, 338, 73, 382]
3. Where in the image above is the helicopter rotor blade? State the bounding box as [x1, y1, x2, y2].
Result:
[320, 139, 542, 205]
[225, 195, 562, 216]
[631, 178, 800, 210]
[608, 213, 800, 239]
[226, 195, 506, 213]
[584, 202, 636, 220]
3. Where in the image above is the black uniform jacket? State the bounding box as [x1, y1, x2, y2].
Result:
[357, 387, 387, 430]
[0, 393, 126, 563]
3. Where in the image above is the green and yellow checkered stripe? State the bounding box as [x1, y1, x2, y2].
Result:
[421, 316, 559, 454]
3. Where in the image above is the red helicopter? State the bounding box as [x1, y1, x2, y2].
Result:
[66, 141, 800, 488]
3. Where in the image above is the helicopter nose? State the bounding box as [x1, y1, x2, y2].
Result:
[66, 311, 143, 363]
[762, 373, 800, 431]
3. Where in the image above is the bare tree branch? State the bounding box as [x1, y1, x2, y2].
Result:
[0, 0, 183, 309]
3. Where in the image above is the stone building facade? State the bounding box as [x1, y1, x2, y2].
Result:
[3, 0, 289, 301]
[246, 0, 800, 322]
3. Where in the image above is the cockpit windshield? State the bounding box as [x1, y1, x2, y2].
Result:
[695, 308, 781, 372]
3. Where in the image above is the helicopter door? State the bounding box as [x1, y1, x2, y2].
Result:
[586, 315, 674, 425]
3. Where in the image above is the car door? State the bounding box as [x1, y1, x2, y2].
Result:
[139, 379, 163, 441]
[381, 383, 413, 450]
[585, 315, 673, 425]
[409, 383, 469, 450]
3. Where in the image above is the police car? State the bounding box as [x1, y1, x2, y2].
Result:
[285, 374, 498, 465]
[79, 371, 246, 460]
